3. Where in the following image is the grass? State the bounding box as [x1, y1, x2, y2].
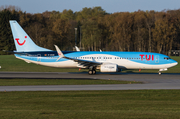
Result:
[0, 79, 140, 86]
[0, 55, 180, 73]
[0, 90, 180, 119]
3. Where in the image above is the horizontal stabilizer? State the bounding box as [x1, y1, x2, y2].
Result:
[3, 50, 28, 55]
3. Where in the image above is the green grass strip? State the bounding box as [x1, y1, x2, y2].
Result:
[0, 79, 140, 86]
[0, 90, 180, 119]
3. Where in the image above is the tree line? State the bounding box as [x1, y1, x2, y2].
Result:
[0, 6, 180, 55]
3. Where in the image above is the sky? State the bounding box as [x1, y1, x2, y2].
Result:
[1, 0, 180, 14]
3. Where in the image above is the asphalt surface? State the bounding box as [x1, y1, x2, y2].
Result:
[0, 72, 180, 91]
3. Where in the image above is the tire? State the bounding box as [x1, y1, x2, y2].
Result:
[93, 70, 96, 74]
[88, 70, 93, 75]
[159, 72, 161, 75]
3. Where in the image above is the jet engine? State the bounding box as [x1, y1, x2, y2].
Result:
[100, 64, 118, 72]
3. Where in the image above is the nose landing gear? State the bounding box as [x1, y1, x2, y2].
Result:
[158, 71, 161, 75]
[158, 68, 167, 75]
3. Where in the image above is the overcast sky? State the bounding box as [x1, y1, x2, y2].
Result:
[1, 0, 180, 13]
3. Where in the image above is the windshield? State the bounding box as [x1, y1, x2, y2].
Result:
[164, 57, 171, 60]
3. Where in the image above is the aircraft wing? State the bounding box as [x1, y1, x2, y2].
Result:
[54, 45, 102, 68]
[65, 57, 102, 68]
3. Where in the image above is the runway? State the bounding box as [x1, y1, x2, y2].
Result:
[0, 72, 180, 91]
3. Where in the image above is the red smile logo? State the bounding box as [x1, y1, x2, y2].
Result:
[15, 36, 27, 46]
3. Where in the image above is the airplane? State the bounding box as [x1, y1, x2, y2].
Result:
[9, 20, 178, 75]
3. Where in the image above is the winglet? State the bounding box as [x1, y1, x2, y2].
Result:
[54, 45, 64, 61]
[75, 46, 80, 51]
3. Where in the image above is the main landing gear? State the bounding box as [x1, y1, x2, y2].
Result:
[88, 66, 96, 75]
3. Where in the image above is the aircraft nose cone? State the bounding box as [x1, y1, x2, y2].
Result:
[169, 59, 178, 68]
[171, 61, 178, 67]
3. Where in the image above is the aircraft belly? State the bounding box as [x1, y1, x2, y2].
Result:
[16, 56, 78, 68]
[56, 61, 77, 68]
[37, 61, 77, 68]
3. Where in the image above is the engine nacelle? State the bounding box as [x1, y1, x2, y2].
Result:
[100, 64, 118, 72]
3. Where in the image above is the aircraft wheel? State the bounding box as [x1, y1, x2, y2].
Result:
[92, 69, 96, 74]
[88, 70, 93, 75]
[158, 72, 161, 75]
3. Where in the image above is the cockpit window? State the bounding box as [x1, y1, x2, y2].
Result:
[164, 57, 170, 60]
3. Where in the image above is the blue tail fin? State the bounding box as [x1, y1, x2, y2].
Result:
[9, 20, 51, 52]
